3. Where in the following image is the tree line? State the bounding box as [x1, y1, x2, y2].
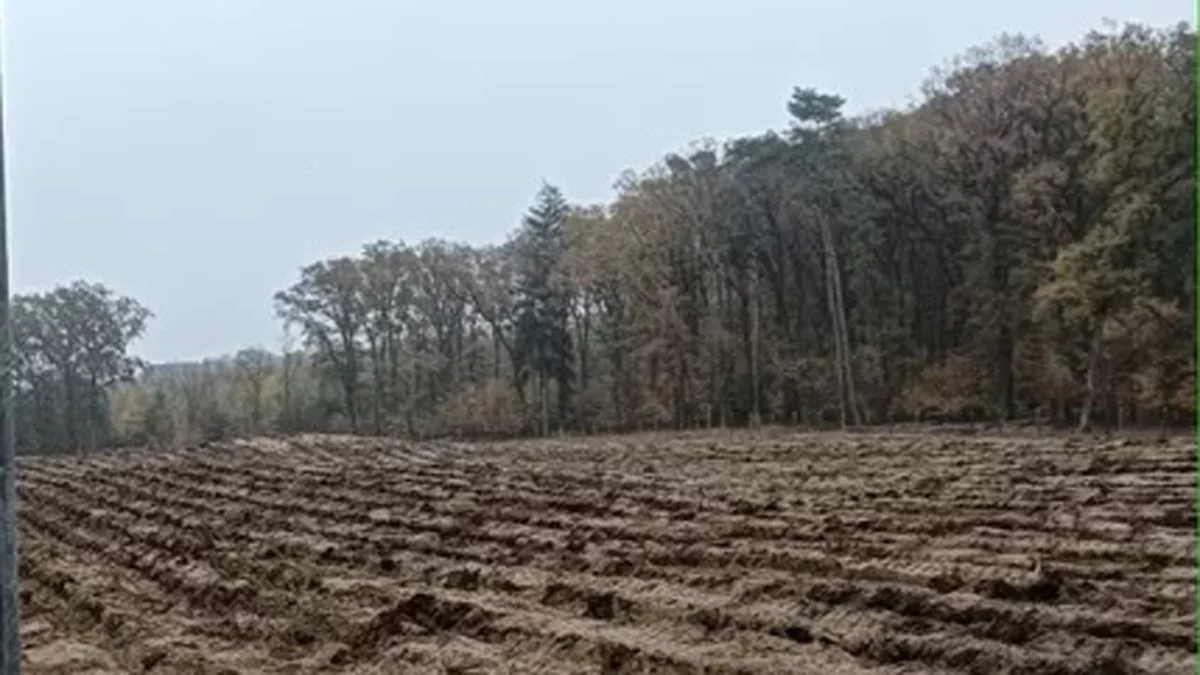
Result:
[14, 22, 1195, 452]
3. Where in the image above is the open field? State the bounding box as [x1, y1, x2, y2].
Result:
[14, 430, 1197, 674]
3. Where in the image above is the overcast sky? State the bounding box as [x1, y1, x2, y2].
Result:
[4, 0, 1191, 362]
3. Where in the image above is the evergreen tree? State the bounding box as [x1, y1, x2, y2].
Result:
[513, 183, 575, 435]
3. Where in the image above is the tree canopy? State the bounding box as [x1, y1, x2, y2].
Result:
[15, 21, 1195, 452]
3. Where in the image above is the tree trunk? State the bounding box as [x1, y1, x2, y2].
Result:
[343, 378, 359, 434]
[998, 325, 1016, 421]
[610, 346, 625, 430]
[387, 330, 401, 419]
[821, 228, 848, 429]
[828, 229, 862, 426]
[87, 376, 100, 452]
[367, 336, 383, 436]
[1077, 327, 1102, 432]
[557, 314, 572, 430]
[748, 269, 762, 428]
[579, 299, 591, 389]
[492, 331, 502, 380]
[63, 370, 80, 452]
[826, 282, 847, 428]
[539, 373, 549, 437]
[250, 377, 263, 435]
[281, 353, 293, 432]
[675, 351, 686, 430]
[407, 357, 418, 437]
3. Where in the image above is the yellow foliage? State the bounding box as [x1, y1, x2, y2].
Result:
[895, 355, 991, 418]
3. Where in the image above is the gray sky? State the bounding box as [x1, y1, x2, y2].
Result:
[5, 0, 1190, 362]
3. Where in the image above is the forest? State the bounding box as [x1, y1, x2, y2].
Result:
[11, 22, 1195, 453]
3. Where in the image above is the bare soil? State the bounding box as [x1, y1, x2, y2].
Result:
[15, 430, 1197, 673]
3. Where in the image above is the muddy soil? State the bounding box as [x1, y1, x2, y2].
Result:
[15, 431, 1196, 674]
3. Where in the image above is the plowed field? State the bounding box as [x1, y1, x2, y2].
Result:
[14, 431, 1197, 674]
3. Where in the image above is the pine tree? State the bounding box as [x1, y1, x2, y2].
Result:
[513, 183, 575, 435]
